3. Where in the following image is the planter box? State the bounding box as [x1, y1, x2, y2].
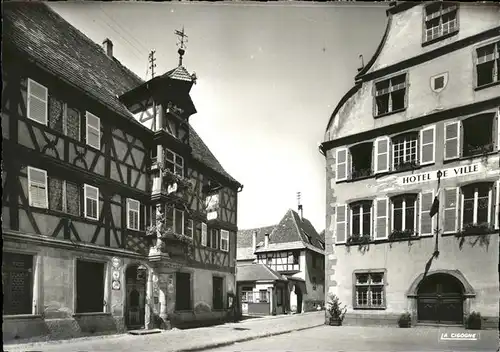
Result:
[328, 318, 342, 326]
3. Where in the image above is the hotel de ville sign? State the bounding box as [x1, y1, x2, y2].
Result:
[398, 163, 483, 186]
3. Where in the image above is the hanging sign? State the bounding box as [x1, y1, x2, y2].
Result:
[207, 211, 218, 221]
[397, 163, 483, 186]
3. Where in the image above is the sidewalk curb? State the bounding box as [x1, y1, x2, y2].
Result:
[174, 323, 324, 352]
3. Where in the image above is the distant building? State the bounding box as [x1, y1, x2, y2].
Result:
[3, 3, 242, 342]
[320, 1, 499, 328]
[236, 208, 325, 315]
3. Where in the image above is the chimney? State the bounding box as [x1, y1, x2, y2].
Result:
[264, 233, 269, 248]
[357, 54, 364, 73]
[252, 231, 257, 253]
[103, 38, 113, 58]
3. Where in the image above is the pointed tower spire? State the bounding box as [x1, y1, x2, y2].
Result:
[175, 26, 188, 67]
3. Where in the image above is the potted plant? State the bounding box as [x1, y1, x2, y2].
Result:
[398, 312, 411, 328]
[326, 293, 347, 326]
[466, 311, 482, 330]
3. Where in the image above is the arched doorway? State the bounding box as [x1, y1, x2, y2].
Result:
[125, 264, 147, 329]
[417, 273, 464, 325]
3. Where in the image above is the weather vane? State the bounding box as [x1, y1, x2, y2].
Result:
[175, 26, 188, 66]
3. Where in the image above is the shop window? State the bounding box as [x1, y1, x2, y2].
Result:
[76, 260, 105, 313]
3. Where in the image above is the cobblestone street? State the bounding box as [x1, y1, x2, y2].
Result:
[209, 325, 498, 352]
[5, 312, 498, 352]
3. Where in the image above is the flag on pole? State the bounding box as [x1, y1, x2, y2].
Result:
[429, 188, 440, 218]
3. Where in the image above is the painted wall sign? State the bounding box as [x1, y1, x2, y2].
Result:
[398, 163, 483, 186]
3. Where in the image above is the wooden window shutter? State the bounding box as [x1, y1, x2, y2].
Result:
[28, 167, 48, 208]
[374, 198, 389, 239]
[335, 204, 347, 243]
[374, 137, 390, 174]
[336, 148, 348, 182]
[443, 187, 459, 233]
[201, 222, 208, 246]
[495, 180, 499, 229]
[419, 191, 434, 236]
[496, 108, 500, 152]
[420, 125, 436, 165]
[444, 121, 460, 160]
[27, 79, 48, 125]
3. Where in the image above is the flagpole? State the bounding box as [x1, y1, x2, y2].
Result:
[434, 170, 443, 257]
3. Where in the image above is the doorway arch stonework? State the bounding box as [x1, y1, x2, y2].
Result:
[406, 270, 476, 326]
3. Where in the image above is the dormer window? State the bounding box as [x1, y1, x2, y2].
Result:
[423, 2, 458, 44]
[350, 142, 373, 179]
[374, 73, 407, 117]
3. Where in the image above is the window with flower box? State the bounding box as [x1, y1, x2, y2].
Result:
[391, 194, 418, 236]
[444, 113, 498, 160]
[350, 142, 373, 180]
[354, 272, 385, 309]
[461, 183, 493, 231]
[350, 200, 372, 238]
[475, 40, 499, 88]
[423, 2, 458, 44]
[392, 133, 418, 171]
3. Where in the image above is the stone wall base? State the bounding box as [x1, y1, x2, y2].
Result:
[3, 314, 125, 343]
[169, 310, 234, 329]
[324, 312, 499, 330]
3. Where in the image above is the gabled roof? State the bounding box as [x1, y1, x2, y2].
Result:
[237, 209, 325, 257]
[236, 225, 275, 261]
[3, 2, 241, 188]
[236, 263, 286, 282]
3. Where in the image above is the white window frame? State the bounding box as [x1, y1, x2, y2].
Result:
[201, 222, 208, 246]
[335, 147, 348, 182]
[84, 184, 99, 220]
[127, 198, 140, 231]
[419, 125, 436, 165]
[374, 73, 407, 116]
[28, 166, 48, 209]
[419, 190, 435, 237]
[354, 272, 385, 309]
[374, 136, 390, 173]
[391, 195, 417, 233]
[392, 133, 418, 170]
[460, 184, 492, 229]
[423, 2, 458, 43]
[173, 208, 184, 235]
[27, 78, 48, 125]
[475, 40, 500, 87]
[444, 121, 461, 160]
[220, 230, 229, 252]
[165, 148, 184, 177]
[85, 112, 101, 150]
[349, 202, 373, 238]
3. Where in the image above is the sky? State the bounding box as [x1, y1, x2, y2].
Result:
[49, 1, 388, 233]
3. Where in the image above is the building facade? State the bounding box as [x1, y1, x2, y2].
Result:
[320, 1, 499, 328]
[2, 3, 242, 342]
[236, 209, 325, 315]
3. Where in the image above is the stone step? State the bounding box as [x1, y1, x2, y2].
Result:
[128, 329, 162, 336]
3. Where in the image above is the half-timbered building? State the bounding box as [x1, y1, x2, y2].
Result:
[236, 208, 325, 316]
[2, 3, 242, 341]
[320, 1, 499, 329]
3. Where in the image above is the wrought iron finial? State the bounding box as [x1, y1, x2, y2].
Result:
[175, 26, 188, 67]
